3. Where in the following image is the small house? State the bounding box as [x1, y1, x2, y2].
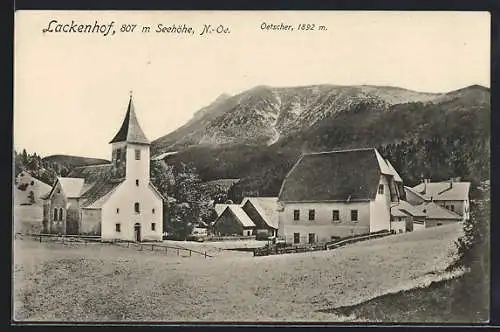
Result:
[405, 178, 470, 221]
[390, 200, 426, 233]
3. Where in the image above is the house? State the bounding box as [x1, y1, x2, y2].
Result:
[213, 205, 256, 236]
[240, 197, 278, 237]
[277, 148, 404, 244]
[42, 94, 165, 242]
[405, 178, 470, 221]
[15, 171, 51, 206]
[390, 200, 426, 233]
[411, 201, 463, 230]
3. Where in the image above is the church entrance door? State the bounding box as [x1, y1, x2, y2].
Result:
[134, 223, 141, 242]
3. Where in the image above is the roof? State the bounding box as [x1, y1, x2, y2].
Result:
[149, 182, 166, 201]
[418, 201, 463, 220]
[63, 163, 124, 208]
[241, 197, 279, 229]
[109, 96, 150, 145]
[385, 159, 403, 182]
[215, 203, 233, 216]
[411, 181, 470, 201]
[57, 177, 85, 198]
[278, 148, 395, 202]
[80, 179, 125, 208]
[224, 205, 256, 228]
[391, 200, 426, 218]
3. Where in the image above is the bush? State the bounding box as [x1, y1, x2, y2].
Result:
[448, 182, 490, 322]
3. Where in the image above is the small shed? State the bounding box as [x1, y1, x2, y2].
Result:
[213, 205, 256, 236]
[241, 197, 279, 237]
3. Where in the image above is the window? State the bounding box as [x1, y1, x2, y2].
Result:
[136, 179, 139, 186]
[293, 209, 300, 221]
[30, 181, 34, 185]
[308, 233, 316, 244]
[308, 209, 315, 221]
[450, 205, 455, 212]
[152, 208, 155, 214]
[332, 210, 340, 222]
[53, 208, 58, 221]
[116, 208, 119, 214]
[151, 223, 156, 231]
[293, 232, 300, 244]
[378, 184, 384, 194]
[135, 149, 141, 160]
[351, 210, 358, 222]
[134, 202, 140, 213]
[115, 223, 121, 232]
[59, 208, 64, 220]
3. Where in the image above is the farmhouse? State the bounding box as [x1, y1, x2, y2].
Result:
[241, 197, 279, 237]
[404, 178, 470, 221]
[15, 171, 51, 206]
[277, 148, 405, 244]
[42, 95, 165, 242]
[213, 205, 255, 236]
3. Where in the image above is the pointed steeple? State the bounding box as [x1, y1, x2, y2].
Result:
[109, 93, 150, 145]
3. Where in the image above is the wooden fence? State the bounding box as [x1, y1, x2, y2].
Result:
[113, 241, 213, 258]
[325, 230, 393, 250]
[254, 230, 393, 257]
[16, 233, 213, 258]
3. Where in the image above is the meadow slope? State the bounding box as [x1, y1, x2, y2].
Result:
[13, 224, 461, 322]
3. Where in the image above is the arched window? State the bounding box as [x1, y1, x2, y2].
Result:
[134, 202, 140, 213]
[59, 208, 64, 221]
[53, 208, 58, 221]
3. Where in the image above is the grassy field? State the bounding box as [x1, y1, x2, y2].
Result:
[13, 224, 462, 322]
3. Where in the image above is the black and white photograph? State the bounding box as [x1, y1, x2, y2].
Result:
[13, 10, 491, 323]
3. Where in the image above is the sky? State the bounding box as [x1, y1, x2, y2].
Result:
[14, 11, 490, 159]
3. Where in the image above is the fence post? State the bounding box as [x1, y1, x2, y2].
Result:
[152, 244, 154, 251]
[39, 235, 42, 243]
[177, 248, 179, 256]
[204, 251, 207, 258]
[189, 250, 192, 257]
[165, 246, 168, 254]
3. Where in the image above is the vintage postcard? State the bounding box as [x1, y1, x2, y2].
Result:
[13, 10, 491, 323]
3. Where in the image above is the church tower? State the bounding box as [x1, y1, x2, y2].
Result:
[109, 93, 151, 183]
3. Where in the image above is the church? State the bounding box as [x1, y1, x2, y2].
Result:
[42, 95, 165, 242]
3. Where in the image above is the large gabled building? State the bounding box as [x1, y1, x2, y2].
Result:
[277, 148, 405, 244]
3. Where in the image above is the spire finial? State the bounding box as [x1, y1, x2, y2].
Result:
[129, 90, 133, 99]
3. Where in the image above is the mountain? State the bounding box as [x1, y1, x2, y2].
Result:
[151, 84, 490, 202]
[152, 84, 448, 151]
[42, 155, 110, 168]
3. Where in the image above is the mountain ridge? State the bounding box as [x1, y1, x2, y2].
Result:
[152, 83, 488, 152]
